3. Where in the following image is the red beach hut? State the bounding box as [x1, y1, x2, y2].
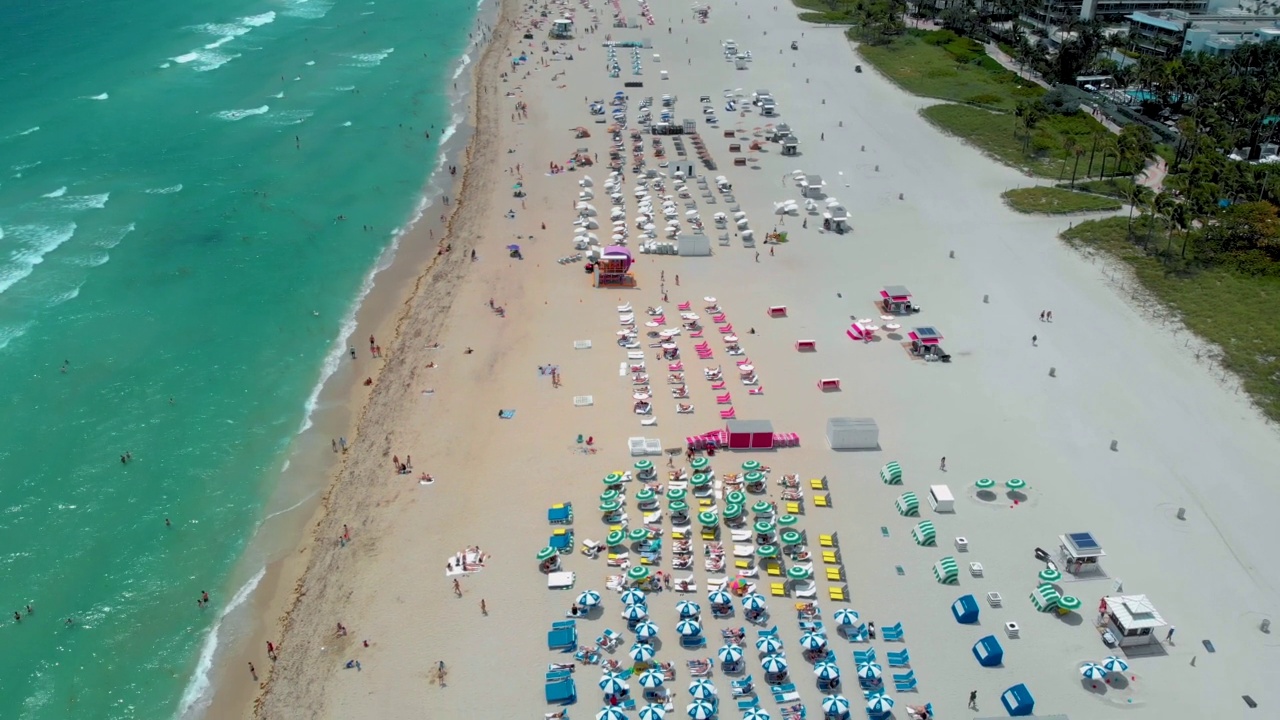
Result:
[726, 419, 774, 450]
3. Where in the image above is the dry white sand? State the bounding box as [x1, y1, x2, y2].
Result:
[253, 1, 1280, 719]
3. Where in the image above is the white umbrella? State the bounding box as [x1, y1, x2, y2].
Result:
[1080, 662, 1107, 680]
[717, 644, 744, 663]
[866, 695, 895, 713]
[833, 609, 860, 626]
[760, 654, 787, 673]
[637, 668, 665, 686]
[743, 709, 770, 720]
[822, 695, 851, 716]
[598, 708, 629, 720]
[635, 620, 659, 639]
[814, 662, 841, 681]
[686, 701, 715, 720]
[598, 673, 630, 694]
[676, 600, 701, 618]
[1101, 656, 1130, 674]
[638, 705, 666, 720]
[622, 605, 648, 621]
[798, 632, 827, 650]
[856, 662, 882, 680]
[688, 678, 717, 700]
[612, 233, 626, 241]
[621, 588, 646, 605]
[630, 643, 658, 662]
[742, 593, 767, 611]
[577, 590, 602, 607]
[676, 619, 702, 637]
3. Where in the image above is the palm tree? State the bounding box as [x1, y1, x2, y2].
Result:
[1069, 142, 1088, 187]
[1125, 183, 1154, 239]
[1146, 190, 1172, 249]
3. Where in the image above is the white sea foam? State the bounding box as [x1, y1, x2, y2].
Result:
[0, 222, 77, 295]
[145, 184, 183, 194]
[50, 192, 110, 210]
[269, 109, 314, 126]
[173, 12, 274, 71]
[438, 111, 464, 145]
[96, 222, 135, 250]
[48, 285, 82, 306]
[347, 48, 394, 68]
[272, 91, 285, 99]
[305, 60, 315, 66]
[42, 186, 68, 198]
[212, 106, 269, 121]
[0, 322, 33, 353]
[341, 121, 352, 127]
[160, 62, 171, 68]
[453, 51, 473, 80]
[280, 0, 333, 19]
[261, 490, 320, 522]
[332, 85, 355, 92]
[16, 126, 40, 137]
[175, 567, 266, 720]
[87, 93, 109, 100]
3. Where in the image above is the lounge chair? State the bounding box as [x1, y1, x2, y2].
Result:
[770, 582, 788, 597]
[676, 403, 695, 414]
[748, 386, 764, 395]
[894, 677, 918, 692]
[772, 689, 800, 703]
[641, 416, 658, 427]
[813, 494, 830, 508]
[545, 678, 577, 704]
[719, 408, 736, 420]
[819, 533, 838, 548]
[887, 650, 910, 667]
[853, 649, 876, 664]
[793, 581, 817, 599]
[881, 622, 904, 641]
[618, 303, 633, 312]
[737, 697, 761, 710]
[828, 585, 849, 602]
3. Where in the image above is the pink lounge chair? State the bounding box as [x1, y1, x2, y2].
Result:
[695, 342, 711, 350]
[654, 316, 666, 324]
[719, 408, 736, 420]
[748, 386, 764, 395]
[668, 362, 684, 371]
[719, 324, 734, 333]
[710, 381, 726, 390]
[679, 302, 692, 311]
[711, 314, 726, 323]
[716, 393, 732, 404]
[690, 330, 704, 338]
[735, 358, 751, 366]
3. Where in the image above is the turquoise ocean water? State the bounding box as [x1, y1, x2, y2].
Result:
[0, 0, 477, 716]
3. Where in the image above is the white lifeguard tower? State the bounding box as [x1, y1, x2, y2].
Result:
[550, 18, 574, 39]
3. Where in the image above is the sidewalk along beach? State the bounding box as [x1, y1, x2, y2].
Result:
[255, 1, 1280, 720]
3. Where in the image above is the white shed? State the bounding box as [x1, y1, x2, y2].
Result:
[825, 417, 878, 450]
[676, 234, 711, 257]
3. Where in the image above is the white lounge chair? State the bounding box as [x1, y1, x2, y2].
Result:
[618, 303, 633, 312]
[641, 416, 658, 426]
[734, 544, 754, 557]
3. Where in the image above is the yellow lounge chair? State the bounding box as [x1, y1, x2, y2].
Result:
[819, 533, 838, 547]
[814, 494, 830, 508]
[610, 524, 625, 534]
[698, 497, 714, 507]
[770, 582, 788, 597]
[701, 529, 718, 541]
[765, 561, 782, 576]
[826, 567, 844, 581]
[735, 559, 753, 570]
[785, 501, 803, 515]
[672, 529, 687, 540]
[809, 477, 827, 490]
[822, 550, 840, 564]
[828, 585, 849, 602]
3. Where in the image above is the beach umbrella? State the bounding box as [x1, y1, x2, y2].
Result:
[634, 620, 659, 639]
[718, 644, 744, 663]
[704, 296, 718, 303]
[1101, 656, 1130, 673]
[667, 488, 687, 501]
[622, 604, 649, 621]
[637, 666, 664, 685]
[752, 501, 774, 516]
[798, 632, 827, 651]
[754, 520, 776, 535]
[600, 499, 623, 513]
[780, 530, 804, 546]
[676, 619, 703, 637]
[537, 546, 557, 561]
[635, 488, 656, 503]
[607, 530, 627, 547]
[691, 457, 710, 471]
[686, 701, 715, 720]
[638, 705, 666, 720]
[866, 695, 895, 713]
[723, 503, 743, 520]
[743, 471, 764, 485]
[597, 708, 629, 720]
[600, 489, 620, 502]
[635, 459, 654, 472]
[776, 514, 799, 527]
[814, 662, 841, 681]
[1038, 567, 1063, 583]
[833, 609, 860, 626]
[676, 600, 701, 618]
[629, 528, 650, 542]
[708, 589, 732, 606]
[621, 588, 646, 605]
[1006, 478, 1027, 490]
[788, 565, 812, 581]
[757, 545, 779, 558]
[688, 678, 718, 700]
[698, 511, 719, 526]
[742, 709, 771, 720]
[1080, 662, 1107, 680]
[690, 473, 710, 487]
[577, 590, 603, 607]
[755, 635, 783, 653]
[975, 478, 995, 489]
[631, 643, 659, 664]
[742, 460, 761, 471]
[742, 593, 768, 611]
[726, 490, 747, 505]
[1058, 595, 1083, 611]
[669, 500, 689, 513]
[822, 695, 851, 717]
[603, 474, 623, 486]
[760, 654, 788, 673]
[856, 662, 882, 680]
[599, 672, 630, 694]
[627, 566, 651, 582]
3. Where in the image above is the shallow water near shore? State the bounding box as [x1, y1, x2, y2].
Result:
[0, 0, 476, 716]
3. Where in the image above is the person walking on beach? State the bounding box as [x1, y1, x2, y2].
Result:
[939, 457, 946, 472]
[332, 438, 338, 452]
[249, 663, 258, 681]
[481, 599, 488, 615]
[1032, 335, 1038, 347]
[674, 275, 679, 286]
[267, 641, 277, 660]
[968, 690, 977, 709]
[453, 578, 462, 597]
[1166, 626, 1176, 643]
[1039, 311, 1045, 321]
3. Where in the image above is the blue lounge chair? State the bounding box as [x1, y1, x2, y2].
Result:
[886, 649, 910, 667]
[844, 623, 868, 642]
[548, 626, 577, 650]
[758, 625, 780, 638]
[891, 670, 914, 683]
[731, 676, 755, 695]
[853, 648, 876, 664]
[545, 678, 577, 704]
[680, 634, 707, 649]
[894, 678, 918, 692]
[546, 670, 573, 681]
[799, 621, 825, 634]
[737, 696, 761, 710]
[553, 620, 577, 628]
[881, 623, 904, 641]
[618, 698, 637, 710]
[549, 531, 574, 553]
[773, 688, 800, 703]
[548, 503, 573, 524]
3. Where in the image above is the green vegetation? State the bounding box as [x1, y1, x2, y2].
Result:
[789, 0, 902, 39]
[1068, 177, 1136, 200]
[1002, 187, 1122, 214]
[922, 104, 1106, 178]
[1063, 217, 1280, 421]
[858, 30, 1042, 111]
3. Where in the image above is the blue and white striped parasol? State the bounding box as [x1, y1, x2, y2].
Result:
[638, 704, 666, 720]
[814, 662, 841, 681]
[822, 694, 851, 716]
[742, 709, 771, 720]
[634, 620, 659, 639]
[1101, 656, 1129, 674]
[833, 609, 860, 626]
[686, 701, 716, 720]
[622, 605, 649, 621]
[629, 643, 657, 662]
[708, 589, 733, 606]
[856, 662, 882, 680]
[597, 707, 630, 720]
[755, 636, 783, 654]
[717, 644, 744, 663]
[676, 600, 701, 618]
[621, 589, 647, 606]
[637, 669, 666, 688]
[760, 654, 788, 673]
[1080, 662, 1107, 680]
[676, 619, 703, 637]
[866, 695, 895, 713]
[742, 593, 768, 611]
[577, 590, 603, 607]
[598, 673, 630, 695]
[688, 678, 718, 700]
[798, 632, 827, 651]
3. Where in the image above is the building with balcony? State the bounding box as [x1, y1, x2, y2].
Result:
[1021, 0, 1207, 32]
[1126, 10, 1280, 56]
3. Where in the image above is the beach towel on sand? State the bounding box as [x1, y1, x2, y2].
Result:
[499, 409, 516, 419]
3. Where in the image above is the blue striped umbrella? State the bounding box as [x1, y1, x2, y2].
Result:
[638, 669, 666, 688]
[677, 600, 701, 618]
[822, 694, 851, 716]
[623, 605, 649, 621]
[743, 709, 771, 720]
[708, 589, 733, 606]
[833, 609, 860, 626]
[856, 662, 882, 680]
[686, 701, 716, 720]
[597, 708, 630, 720]
[814, 662, 841, 681]
[1101, 656, 1130, 674]
[1080, 662, 1107, 680]
[676, 619, 703, 637]
[742, 593, 768, 611]
[638, 705, 666, 720]
[688, 678, 718, 700]
[578, 590, 603, 607]
[799, 632, 827, 651]
[621, 589, 647, 606]
[599, 673, 630, 694]
[630, 643, 657, 662]
[866, 695, 895, 713]
[634, 621, 659, 639]
[717, 644, 744, 664]
[760, 654, 788, 673]
[755, 636, 783, 654]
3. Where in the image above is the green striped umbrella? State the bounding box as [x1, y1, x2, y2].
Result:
[754, 521, 775, 535]
[634, 460, 654, 472]
[667, 488, 687, 501]
[975, 478, 995, 489]
[1006, 478, 1027, 490]
[691, 457, 710, 471]
[635, 488, 656, 502]
[690, 473, 711, 487]
[752, 501, 774, 515]
[776, 514, 799, 527]
[880, 461, 903, 485]
[756, 545, 779, 558]
[1038, 567, 1063, 583]
[629, 527, 650, 542]
[1057, 595, 1082, 611]
[780, 530, 804, 546]
[627, 566, 651, 581]
[787, 565, 811, 580]
[723, 503, 743, 519]
[698, 511, 719, 526]
[669, 500, 689, 513]
[911, 521, 937, 546]
[600, 499, 623, 512]
[742, 460, 761, 472]
[726, 491, 747, 506]
[603, 474, 624, 486]
[606, 530, 626, 547]
[933, 556, 959, 584]
[896, 492, 920, 517]
[537, 546, 557, 561]
[600, 489, 620, 502]
[743, 471, 764, 485]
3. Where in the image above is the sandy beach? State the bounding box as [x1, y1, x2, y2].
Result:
[249, 0, 1280, 718]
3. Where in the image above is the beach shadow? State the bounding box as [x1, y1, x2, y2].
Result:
[886, 333, 903, 341]
[1057, 612, 1085, 627]
[1081, 678, 1109, 695]
[830, 446, 884, 453]
[1006, 491, 1028, 503]
[1109, 674, 1131, 690]
[1116, 643, 1168, 659]
[976, 490, 998, 502]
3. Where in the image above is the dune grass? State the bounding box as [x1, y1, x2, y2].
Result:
[1003, 187, 1122, 214]
[1066, 177, 1137, 200]
[857, 31, 1043, 111]
[921, 104, 1105, 178]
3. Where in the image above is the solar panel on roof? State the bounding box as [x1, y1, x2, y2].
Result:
[1068, 532, 1100, 550]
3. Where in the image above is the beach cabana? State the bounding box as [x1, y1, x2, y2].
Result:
[952, 594, 979, 624]
[879, 286, 916, 315]
[799, 174, 825, 198]
[932, 556, 959, 585]
[911, 521, 936, 546]
[1100, 594, 1168, 647]
[1029, 583, 1061, 612]
[780, 135, 800, 156]
[879, 461, 902, 485]
[726, 419, 774, 450]
[1001, 684, 1035, 717]
[1058, 531, 1107, 575]
[894, 492, 919, 517]
[971, 635, 1003, 667]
